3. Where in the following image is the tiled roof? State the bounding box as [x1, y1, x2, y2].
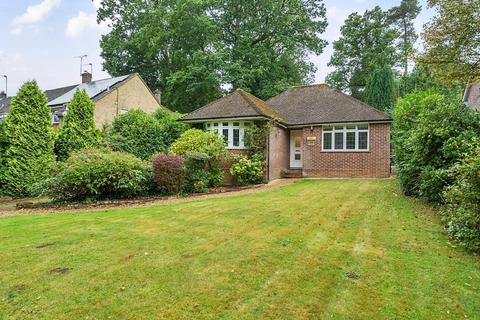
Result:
[181, 89, 283, 121]
[267, 84, 391, 125]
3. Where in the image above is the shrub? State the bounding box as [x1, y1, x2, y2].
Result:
[0, 81, 55, 197]
[243, 121, 271, 159]
[183, 152, 212, 194]
[441, 142, 480, 251]
[153, 107, 189, 147]
[105, 109, 167, 160]
[230, 154, 264, 185]
[170, 129, 226, 161]
[41, 149, 151, 201]
[152, 154, 185, 194]
[55, 90, 100, 161]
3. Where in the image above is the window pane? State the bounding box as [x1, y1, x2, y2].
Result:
[244, 122, 251, 126]
[323, 126, 333, 131]
[323, 132, 332, 149]
[346, 125, 356, 130]
[213, 123, 218, 127]
[222, 122, 228, 126]
[357, 124, 368, 130]
[233, 122, 240, 127]
[295, 154, 301, 160]
[334, 132, 344, 149]
[295, 136, 301, 148]
[358, 131, 368, 149]
[222, 128, 229, 145]
[346, 132, 356, 149]
[334, 126, 344, 130]
[233, 129, 240, 146]
[206, 123, 210, 128]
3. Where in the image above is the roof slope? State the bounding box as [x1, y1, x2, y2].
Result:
[181, 89, 282, 121]
[267, 84, 391, 125]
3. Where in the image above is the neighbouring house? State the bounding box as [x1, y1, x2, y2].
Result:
[0, 72, 161, 128]
[464, 80, 480, 110]
[180, 84, 392, 181]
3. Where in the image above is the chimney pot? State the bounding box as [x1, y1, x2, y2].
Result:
[154, 89, 161, 105]
[82, 71, 92, 84]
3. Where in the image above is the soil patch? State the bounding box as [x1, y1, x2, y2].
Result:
[49, 267, 71, 274]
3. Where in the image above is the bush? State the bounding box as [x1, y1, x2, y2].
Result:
[230, 154, 264, 185]
[41, 149, 151, 201]
[182, 152, 212, 194]
[0, 81, 55, 197]
[441, 142, 480, 251]
[392, 91, 480, 203]
[105, 109, 167, 160]
[55, 90, 100, 161]
[153, 107, 189, 147]
[170, 129, 226, 161]
[152, 154, 185, 194]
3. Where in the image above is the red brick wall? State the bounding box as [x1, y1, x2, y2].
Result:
[302, 123, 391, 178]
[268, 126, 289, 180]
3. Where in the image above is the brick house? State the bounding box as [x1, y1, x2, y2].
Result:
[181, 84, 392, 181]
[0, 72, 161, 128]
[464, 80, 480, 110]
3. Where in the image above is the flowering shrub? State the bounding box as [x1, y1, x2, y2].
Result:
[230, 154, 264, 185]
[152, 154, 185, 194]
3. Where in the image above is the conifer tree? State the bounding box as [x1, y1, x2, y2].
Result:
[365, 65, 396, 112]
[0, 81, 55, 196]
[55, 90, 100, 161]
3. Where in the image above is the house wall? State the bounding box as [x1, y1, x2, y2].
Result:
[466, 81, 480, 110]
[94, 75, 159, 128]
[301, 123, 391, 178]
[268, 125, 290, 180]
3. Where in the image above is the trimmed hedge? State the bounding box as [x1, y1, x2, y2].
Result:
[152, 154, 185, 194]
[40, 149, 152, 201]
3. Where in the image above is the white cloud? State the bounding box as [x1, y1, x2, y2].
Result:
[65, 1, 109, 38]
[11, 0, 61, 35]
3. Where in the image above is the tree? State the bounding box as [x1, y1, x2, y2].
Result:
[0, 81, 55, 196]
[418, 0, 480, 84]
[55, 90, 100, 161]
[97, 0, 328, 112]
[364, 65, 396, 112]
[326, 7, 399, 101]
[388, 0, 421, 76]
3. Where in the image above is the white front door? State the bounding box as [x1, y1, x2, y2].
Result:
[290, 130, 303, 168]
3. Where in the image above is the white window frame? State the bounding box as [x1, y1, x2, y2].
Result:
[204, 120, 252, 149]
[322, 124, 369, 152]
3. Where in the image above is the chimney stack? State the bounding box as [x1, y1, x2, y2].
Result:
[81, 71, 92, 84]
[0, 91, 6, 100]
[154, 89, 161, 105]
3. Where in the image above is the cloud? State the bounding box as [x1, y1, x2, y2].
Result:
[65, 0, 109, 38]
[11, 0, 61, 35]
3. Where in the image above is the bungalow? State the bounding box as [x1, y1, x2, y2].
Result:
[181, 84, 392, 180]
[0, 72, 161, 128]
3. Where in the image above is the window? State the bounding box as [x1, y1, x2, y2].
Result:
[204, 120, 251, 149]
[52, 113, 60, 124]
[322, 124, 369, 151]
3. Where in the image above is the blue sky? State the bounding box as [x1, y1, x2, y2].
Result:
[0, 0, 434, 96]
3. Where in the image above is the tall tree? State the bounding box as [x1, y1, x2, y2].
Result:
[418, 0, 480, 84]
[55, 90, 101, 161]
[97, 0, 328, 112]
[326, 7, 399, 101]
[0, 81, 55, 196]
[388, 0, 421, 76]
[364, 65, 396, 112]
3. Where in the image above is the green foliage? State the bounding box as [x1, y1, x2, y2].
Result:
[170, 129, 226, 161]
[41, 149, 152, 202]
[365, 65, 396, 112]
[388, 0, 421, 76]
[326, 6, 399, 100]
[182, 152, 223, 193]
[153, 107, 189, 147]
[243, 121, 271, 159]
[441, 142, 480, 251]
[0, 81, 55, 197]
[55, 90, 101, 161]
[97, 0, 328, 112]
[152, 154, 185, 195]
[392, 91, 480, 203]
[418, 0, 480, 84]
[230, 154, 265, 185]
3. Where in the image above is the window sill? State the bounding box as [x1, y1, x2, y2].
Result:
[321, 150, 370, 153]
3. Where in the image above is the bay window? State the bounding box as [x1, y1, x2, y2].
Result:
[204, 120, 251, 149]
[322, 124, 369, 151]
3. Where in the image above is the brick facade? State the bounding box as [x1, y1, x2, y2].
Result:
[268, 126, 289, 180]
[301, 123, 391, 178]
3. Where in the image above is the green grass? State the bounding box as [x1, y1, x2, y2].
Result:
[0, 179, 478, 319]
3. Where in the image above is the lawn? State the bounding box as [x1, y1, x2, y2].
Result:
[0, 179, 478, 320]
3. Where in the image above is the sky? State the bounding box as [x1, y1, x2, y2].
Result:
[0, 0, 435, 96]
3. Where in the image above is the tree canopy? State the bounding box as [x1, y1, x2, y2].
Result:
[418, 0, 480, 84]
[326, 6, 399, 101]
[97, 0, 328, 113]
[365, 65, 396, 112]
